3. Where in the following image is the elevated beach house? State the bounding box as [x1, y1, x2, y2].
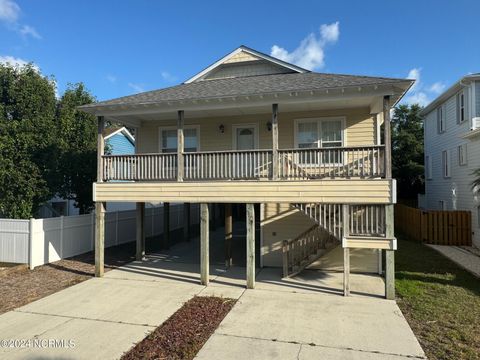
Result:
[79, 46, 413, 299]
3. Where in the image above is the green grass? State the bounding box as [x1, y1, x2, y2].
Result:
[395, 236, 480, 360]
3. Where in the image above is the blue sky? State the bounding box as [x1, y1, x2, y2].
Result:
[1, 0, 479, 105]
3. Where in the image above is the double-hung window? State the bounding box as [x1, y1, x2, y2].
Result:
[442, 150, 451, 178]
[437, 105, 446, 133]
[159, 127, 199, 153]
[458, 144, 467, 166]
[457, 90, 467, 124]
[296, 118, 344, 164]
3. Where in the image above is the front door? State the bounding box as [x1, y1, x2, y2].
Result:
[234, 125, 257, 150]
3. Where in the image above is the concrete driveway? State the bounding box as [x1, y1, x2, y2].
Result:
[0, 227, 425, 360]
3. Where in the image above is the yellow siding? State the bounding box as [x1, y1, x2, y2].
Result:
[261, 203, 316, 267]
[137, 108, 375, 154]
[94, 179, 393, 204]
[223, 51, 260, 63]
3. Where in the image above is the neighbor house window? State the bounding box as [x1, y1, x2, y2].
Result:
[425, 156, 432, 179]
[160, 126, 199, 153]
[295, 118, 344, 164]
[457, 91, 466, 123]
[458, 144, 467, 166]
[442, 150, 451, 178]
[437, 105, 446, 133]
[439, 200, 446, 210]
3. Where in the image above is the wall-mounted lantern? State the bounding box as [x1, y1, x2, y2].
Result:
[219, 124, 225, 133]
[266, 121, 272, 131]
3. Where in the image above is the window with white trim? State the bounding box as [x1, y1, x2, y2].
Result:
[296, 118, 344, 164]
[442, 150, 451, 178]
[457, 90, 467, 123]
[160, 127, 198, 153]
[437, 105, 446, 133]
[458, 144, 467, 166]
[425, 156, 432, 179]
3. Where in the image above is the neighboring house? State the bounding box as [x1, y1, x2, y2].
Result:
[38, 126, 136, 218]
[80, 45, 413, 299]
[421, 74, 480, 248]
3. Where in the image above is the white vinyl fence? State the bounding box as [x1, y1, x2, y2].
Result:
[0, 204, 200, 269]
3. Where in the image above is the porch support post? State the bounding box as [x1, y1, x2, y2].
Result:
[163, 202, 170, 249]
[385, 204, 395, 299]
[136, 202, 145, 261]
[95, 202, 105, 277]
[342, 204, 350, 296]
[95, 116, 105, 278]
[383, 96, 392, 178]
[183, 203, 190, 242]
[177, 110, 184, 181]
[200, 203, 209, 285]
[246, 203, 255, 289]
[272, 103, 279, 180]
[225, 203, 233, 268]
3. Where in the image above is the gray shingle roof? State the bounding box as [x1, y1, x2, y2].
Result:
[80, 72, 411, 109]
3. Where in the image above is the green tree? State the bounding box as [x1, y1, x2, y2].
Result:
[391, 104, 425, 199]
[0, 64, 57, 218]
[55, 83, 97, 214]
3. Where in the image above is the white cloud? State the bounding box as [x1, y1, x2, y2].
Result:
[270, 21, 340, 70]
[128, 82, 145, 93]
[428, 82, 446, 94]
[106, 74, 117, 83]
[19, 24, 41, 39]
[0, 0, 40, 39]
[160, 71, 176, 82]
[0, 0, 19, 23]
[403, 68, 446, 106]
[0, 55, 38, 71]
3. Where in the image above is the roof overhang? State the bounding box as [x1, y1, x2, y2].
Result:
[80, 83, 410, 127]
[421, 74, 480, 116]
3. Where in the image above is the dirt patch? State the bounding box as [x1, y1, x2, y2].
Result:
[0, 228, 193, 315]
[122, 296, 235, 360]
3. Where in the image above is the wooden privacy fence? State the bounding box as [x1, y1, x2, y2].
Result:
[395, 204, 471, 246]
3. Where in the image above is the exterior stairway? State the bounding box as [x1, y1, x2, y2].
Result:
[283, 203, 387, 277]
[282, 204, 342, 277]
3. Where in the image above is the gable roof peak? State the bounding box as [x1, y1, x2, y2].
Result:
[184, 45, 309, 84]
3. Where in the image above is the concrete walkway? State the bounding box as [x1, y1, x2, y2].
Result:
[0, 226, 425, 359]
[197, 272, 426, 359]
[428, 244, 480, 277]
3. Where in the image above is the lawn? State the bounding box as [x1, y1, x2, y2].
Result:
[396, 236, 480, 360]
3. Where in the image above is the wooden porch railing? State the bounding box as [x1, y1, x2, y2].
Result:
[103, 153, 177, 181]
[278, 145, 385, 179]
[184, 149, 272, 180]
[101, 145, 385, 181]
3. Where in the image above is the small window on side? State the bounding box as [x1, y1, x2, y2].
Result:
[458, 144, 467, 166]
[442, 150, 451, 178]
[437, 106, 445, 133]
